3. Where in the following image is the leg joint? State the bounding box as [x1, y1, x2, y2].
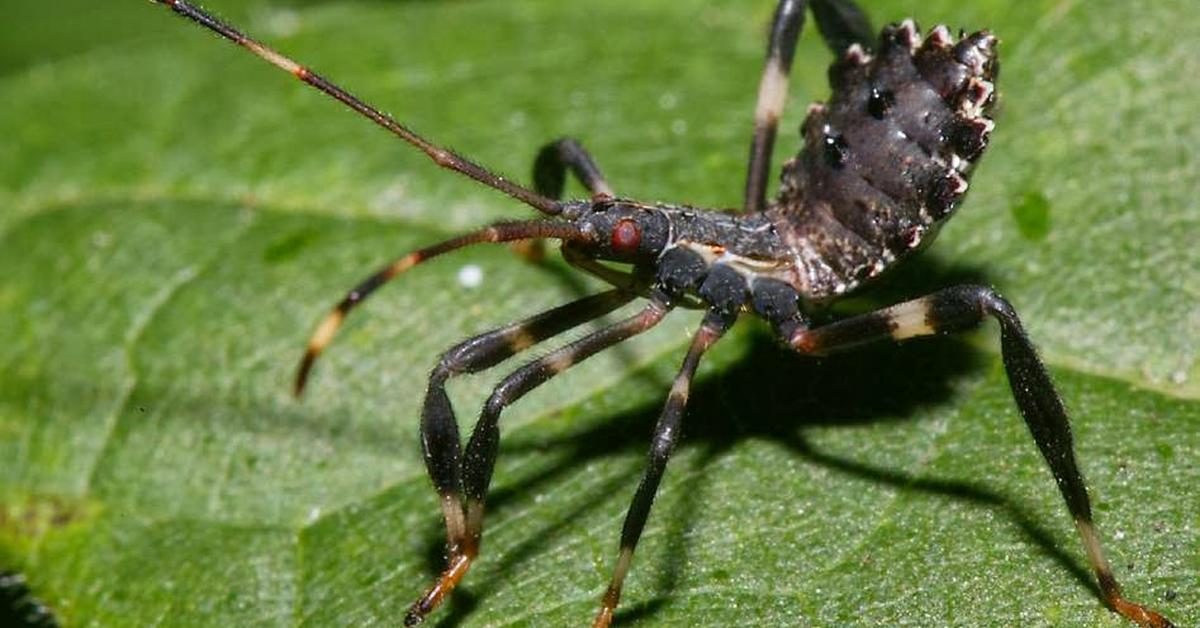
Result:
[429, 361, 455, 385]
[974, 286, 1019, 325]
[944, 284, 1020, 330]
[481, 392, 506, 423]
[922, 284, 1000, 334]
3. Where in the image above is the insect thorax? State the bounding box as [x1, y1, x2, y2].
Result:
[769, 20, 998, 301]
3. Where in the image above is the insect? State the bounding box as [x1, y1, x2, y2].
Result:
[154, 0, 1176, 626]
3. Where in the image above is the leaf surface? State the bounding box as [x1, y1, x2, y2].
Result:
[2, 0, 1197, 626]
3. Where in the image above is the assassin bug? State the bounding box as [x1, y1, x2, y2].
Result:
[154, 0, 1176, 626]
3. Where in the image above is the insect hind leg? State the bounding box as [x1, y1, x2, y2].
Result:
[743, 0, 876, 212]
[786, 285, 1174, 628]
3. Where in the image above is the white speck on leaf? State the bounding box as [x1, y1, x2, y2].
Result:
[457, 264, 483, 288]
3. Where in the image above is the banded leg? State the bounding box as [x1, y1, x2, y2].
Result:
[592, 311, 733, 628]
[418, 289, 634, 580]
[534, 137, 615, 200]
[787, 284, 1173, 628]
[406, 295, 673, 626]
[743, 0, 875, 212]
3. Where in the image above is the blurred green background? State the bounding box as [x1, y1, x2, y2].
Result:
[1, 0, 1197, 626]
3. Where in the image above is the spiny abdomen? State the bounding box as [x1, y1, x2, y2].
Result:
[771, 20, 998, 301]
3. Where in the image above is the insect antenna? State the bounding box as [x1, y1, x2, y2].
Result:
[153, 0, 563, 215]
[294, 220, 593, 396]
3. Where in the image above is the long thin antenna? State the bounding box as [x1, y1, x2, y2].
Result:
[294, 220, 592, 395]
[154, 0, 563, 215]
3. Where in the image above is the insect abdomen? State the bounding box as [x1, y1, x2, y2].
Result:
[771, 20, 998, 301]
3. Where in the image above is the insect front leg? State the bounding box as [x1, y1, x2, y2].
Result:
[785, 285, 1174, 628]
[418, 290, 634, 573]
[561, 243, 643, 292]
[744, 0, 875, 212]
[592, 310, 733, 628]
[406, 295, 673, 626]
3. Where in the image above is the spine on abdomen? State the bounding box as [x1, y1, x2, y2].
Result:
[772, 20, 998, 301]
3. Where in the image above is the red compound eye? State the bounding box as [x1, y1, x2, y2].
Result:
[611, 218, 641, 254]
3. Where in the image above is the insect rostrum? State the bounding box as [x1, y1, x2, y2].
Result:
[153, 0, 1176, 626]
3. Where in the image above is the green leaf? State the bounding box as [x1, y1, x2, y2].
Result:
[2, 0, 1196, 626]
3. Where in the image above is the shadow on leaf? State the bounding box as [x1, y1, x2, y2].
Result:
[413, 257, 1101, 624]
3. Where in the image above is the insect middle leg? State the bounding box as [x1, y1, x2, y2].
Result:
[744, 0, 875, 212]
[786, 285, 1174, 628]
[592, 310, 733, 628]
[407, 294, 673, 625]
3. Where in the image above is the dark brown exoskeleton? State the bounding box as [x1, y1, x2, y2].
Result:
[154, 0, 1176, 626]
